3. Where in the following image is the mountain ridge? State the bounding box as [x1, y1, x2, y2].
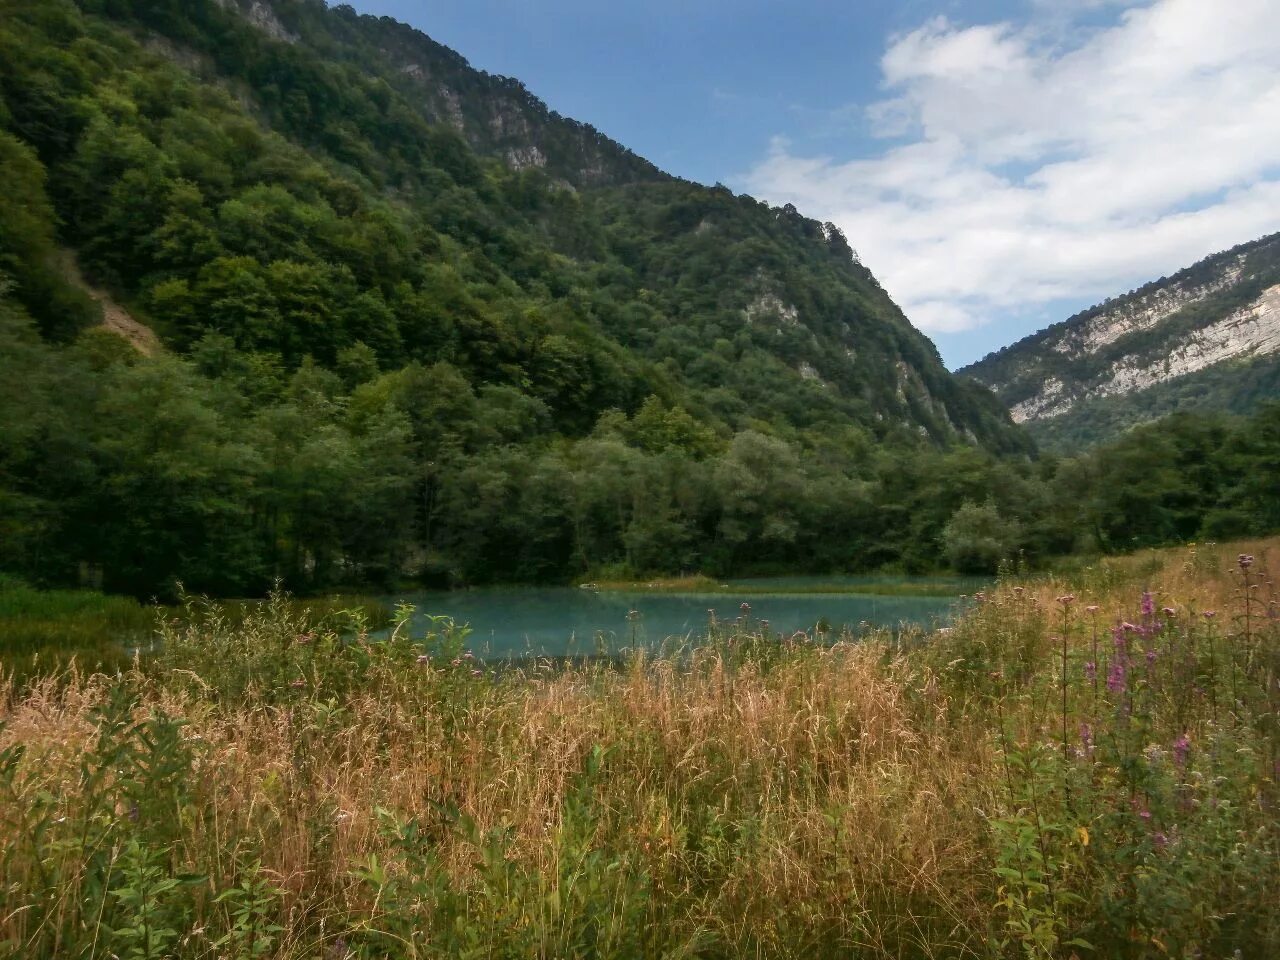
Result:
[960, 231, 1280, 449]
[216, 0, 668, 188]
[0, 0, 1040, 595]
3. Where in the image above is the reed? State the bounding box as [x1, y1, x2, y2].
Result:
[0, 539, 1275, 958]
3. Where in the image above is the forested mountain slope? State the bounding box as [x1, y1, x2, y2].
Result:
[1, 0, 1036, 595]
[961, 233, 1280, 450]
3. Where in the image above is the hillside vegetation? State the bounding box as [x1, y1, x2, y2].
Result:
[0, 0, 1035, 596]
[1, 539, 1276, 958]
[2, 0, 1279, 600]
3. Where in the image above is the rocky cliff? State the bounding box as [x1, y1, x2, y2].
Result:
[961, 233, 1280, 449]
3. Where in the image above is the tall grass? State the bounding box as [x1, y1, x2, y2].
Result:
[0, 577, 156, 679]
[0, 578, 392, 686]
[0, 540, 1276, 958]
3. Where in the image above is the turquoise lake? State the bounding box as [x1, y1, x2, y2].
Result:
[380, 578, 973, 659]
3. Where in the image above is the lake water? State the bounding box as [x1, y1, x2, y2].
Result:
[380, 579, 971, 659]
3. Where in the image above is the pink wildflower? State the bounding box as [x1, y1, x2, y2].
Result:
[1107, 658, 1126, 694]
[1173, 733, 1191, 768]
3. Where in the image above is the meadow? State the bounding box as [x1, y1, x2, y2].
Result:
[0, 540, 1276, 959]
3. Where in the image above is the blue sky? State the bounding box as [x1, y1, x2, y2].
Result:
[346, 1, 1280, 369]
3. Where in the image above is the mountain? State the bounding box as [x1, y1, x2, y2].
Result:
[0, 0, 1034, 594]
[234, 0, 665, 188]
[960, 233, 1280, 450]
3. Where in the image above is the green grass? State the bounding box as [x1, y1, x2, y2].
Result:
[0, 577, 393, 684]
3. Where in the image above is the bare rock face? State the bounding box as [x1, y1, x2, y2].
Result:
[961, 232, 1280, 428]
[212, 0, 298, 44]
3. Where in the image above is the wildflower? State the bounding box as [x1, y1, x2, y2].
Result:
[416, 654, 430, 665]
[1079, 722, 1094, 750]
[296, 632, 314, 646]
[740, 601, 751, 612]
[470, 669, 482, 677]
[1121, 621, 1138, 632]
[1203, 610, 1217, 619]
[1083, 660, 1097, 682]
[1057, 594, 1076, 605]
[450, 658, 462, 667]
[1085, 605, 1099, 614]
[290, 678, 306, 689]
[1107, 659, 1127, 694]
[1153, 831, 1169, 849]
[1141, 591, 1155, 616]
[1238, 553, 1254, 570]
[1146, 648, 1157, 666]
[1162, 606, 1176, 617]
[1173, 733, 1191, 768]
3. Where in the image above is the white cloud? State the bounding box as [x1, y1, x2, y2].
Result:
[740, 0, 1280, 349]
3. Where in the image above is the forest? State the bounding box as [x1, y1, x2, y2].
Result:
[1, 0, 1278, 601]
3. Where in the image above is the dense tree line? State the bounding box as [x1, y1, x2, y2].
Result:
[4, 283, 1279, 596]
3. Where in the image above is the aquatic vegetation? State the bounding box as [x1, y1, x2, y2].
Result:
[0, 539, 1276, 958]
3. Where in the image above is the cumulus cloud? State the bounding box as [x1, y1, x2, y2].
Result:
[740, 0, 1280, 351]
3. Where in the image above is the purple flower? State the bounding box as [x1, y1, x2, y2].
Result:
[1238, 553, 1254, 570]
[1146, 648, 1157, 666]
[1153, 831, 1169, 849]
[1141, 591, 1155, 617]
[1084, 660, 1097, 682]
[1079, 722, 1094, 750]
[1173, 733, 1191, 768]
[1113, 624, 1131, 654]
[1107, 659, 1127, 694]
[1203, 610, 1217, 620]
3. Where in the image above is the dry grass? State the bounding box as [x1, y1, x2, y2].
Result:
[1, 537, 1276, 959]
